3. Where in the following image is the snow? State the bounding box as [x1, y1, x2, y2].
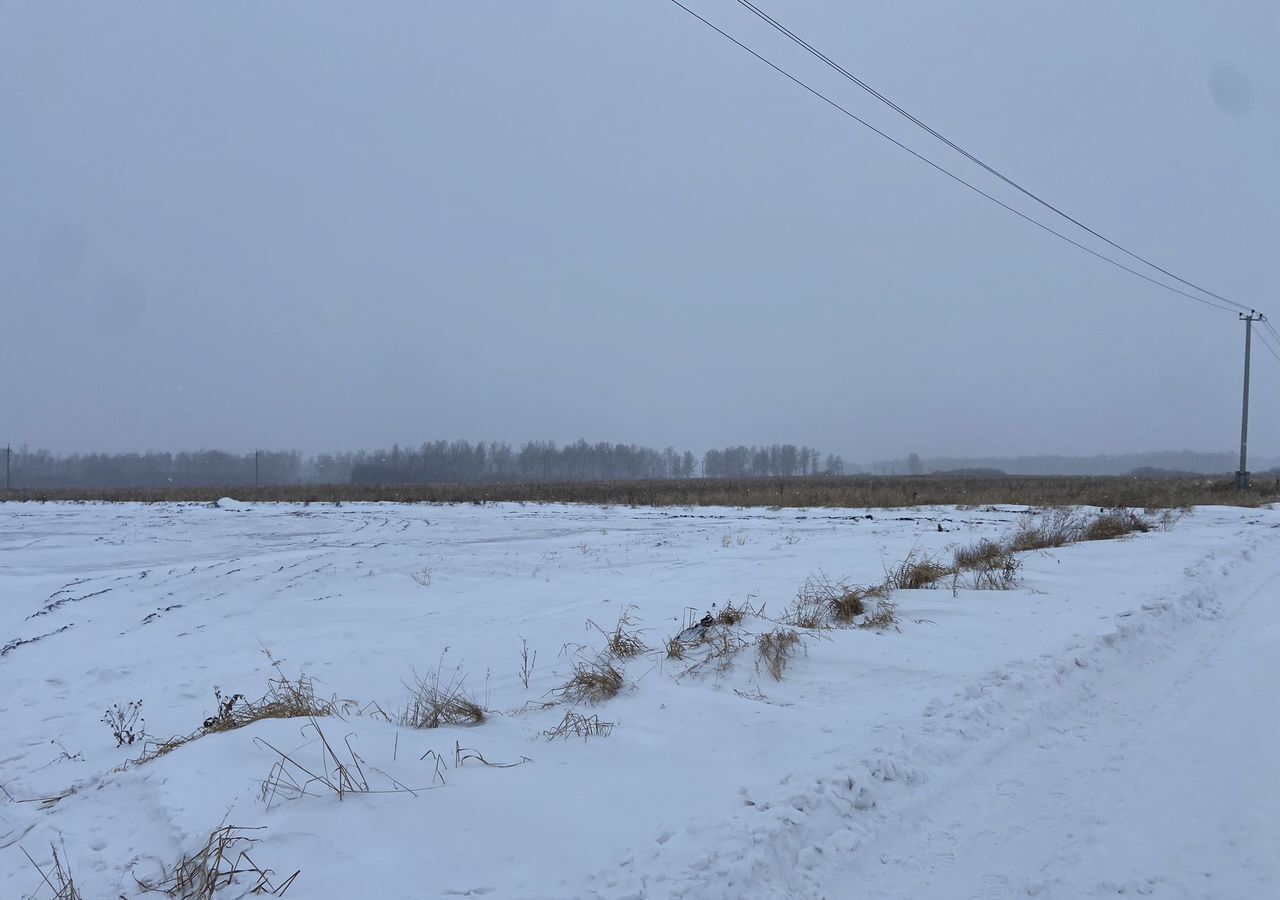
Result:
[1, 501, 1277, 899]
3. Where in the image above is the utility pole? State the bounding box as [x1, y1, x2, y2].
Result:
[1236, 311, 1265, 490]
[4, 445, 9, 491]
[255, 449, 261, 489]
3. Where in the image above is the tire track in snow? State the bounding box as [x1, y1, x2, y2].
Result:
[585, 525, 1280, 900]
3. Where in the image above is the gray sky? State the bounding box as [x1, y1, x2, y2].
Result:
[2, 0, 1277, 462]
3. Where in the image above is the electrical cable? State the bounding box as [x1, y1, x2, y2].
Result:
[670, 0, 1259, 317]
[1254, 327, 1280, 366]
[733, 0, 1253, 314]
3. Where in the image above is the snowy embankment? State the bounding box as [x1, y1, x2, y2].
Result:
[1, 502, 1276, 899]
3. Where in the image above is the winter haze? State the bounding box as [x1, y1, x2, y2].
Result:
[2, 0, 1278, 463]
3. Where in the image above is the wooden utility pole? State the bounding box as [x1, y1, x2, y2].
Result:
[1236, 311, 1265, 490]
[255, 449, 261, 488]
[4, 445, 9, 490]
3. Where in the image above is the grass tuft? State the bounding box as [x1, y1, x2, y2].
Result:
[133, 653, 344, 765]
[665, 636, 686, 660]
[755, 628, 802, 680]
[1082, 509, 1152, 541]
[590, 606, 647, 660]
[134, 825, 298, 898]
[952, 538, 1007, 570]
[1008, 508, 1083, 552]
[398, 667, 485, 729]
[543, 710, 615, 740]
[857, 594, 899, 631]
[885, 551, 953, 590]
[785, 573, 879, 628]
[556, 657, 625, 704]
[714, 600, 748, 627]
[21, 844, 82, 900]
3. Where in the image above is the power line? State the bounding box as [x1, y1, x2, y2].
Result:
[1263, 318, 1280, 348]
[733, 0, 1252, 314]
[662, 0, 1244, 315]
[1255, 325, 1280, 367]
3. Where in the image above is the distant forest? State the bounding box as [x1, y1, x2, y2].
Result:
[4, 443, 1266, 491]
[868, 450, 1280, 477]
[1, 441, 846, 490]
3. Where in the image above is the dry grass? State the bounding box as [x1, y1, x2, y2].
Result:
[665, 635, 687, 660]
[697, 625, 750, 674]
[556, 657, 625, 704]
[21, 844, 82, 900]
[831, 584, 888, 625]
[952, 538, 1007, 570]
[134, 825, 298, 898]
[398, 667, 485, 729]
[589, 606, 647, 660]
[885, 551, 953, 590]
[7, 473, 1270, 509]
[948, 537, 1023, 591]
[783, 577, 833, 630]
[543, 710, 615, 740]
[669, 624, 751, 679]
[133, 655, 343, 765]
[255, 719, 420, 808]
[857, 594, 899, 631]
[755, 628, 802, 680]
[714, 600, 749, 627]
[1082, 510, 1153, 541]
[785, 573, 888, 628]
[965, 551, 1022, 590]
[1008, 508, 1083, 552]
[1007, 507, 1154, 551]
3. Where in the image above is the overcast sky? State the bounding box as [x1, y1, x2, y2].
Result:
[2, 1, 1277, 462]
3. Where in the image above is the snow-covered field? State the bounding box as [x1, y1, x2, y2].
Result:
[1, 501, 1277, 899]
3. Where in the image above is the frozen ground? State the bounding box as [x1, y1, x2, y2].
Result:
[0, 501, 1277, 899]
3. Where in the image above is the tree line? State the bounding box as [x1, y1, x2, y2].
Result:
[4, 448, 308, 490]
[702, 445, 844, 478]
[349, 440, 697, 484]
[2, 440, 845, 490]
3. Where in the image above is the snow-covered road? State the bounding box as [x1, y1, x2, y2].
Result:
[843, 560, 1280, 899]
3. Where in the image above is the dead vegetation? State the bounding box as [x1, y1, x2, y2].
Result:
[21, 844, 82, 900]
[256, 719, 418, 808]
[555, 656, 625, 705]
[785, 574, 887, 628]
[665, 619, 752, 679]
[1007, 507, 1154, 551]
[713, 600, 749, 627]
[884, 551, 953, 590]
[589, 606, 647, 660]
[856, 594, 899, 631]
[131, 654, 345, 766]
[755, 628, 802, 680]
[1083, 509, 1153, 541]
[134, 825, 298, 898]
[550, 606, 652, 704]
[398, 666, 486, 729]
[101, 700, 145, 748]
[543, 710, 615, 740]
[8, 473, 1265, 509]
[952, 538, 1007, 570]
[964, 550, 1022, 590]
[519, 637, 537, 689]
[1008, 507, 1084, 552]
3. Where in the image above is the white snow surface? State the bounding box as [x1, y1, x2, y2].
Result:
[1, 501, 1277, 899]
